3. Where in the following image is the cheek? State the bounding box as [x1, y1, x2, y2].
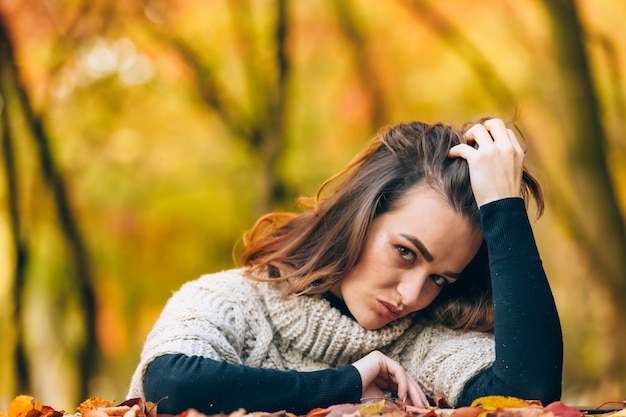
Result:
[404, 282, 443, 314]
[422, 283, 444, 305]
[353, 243, 391, 277]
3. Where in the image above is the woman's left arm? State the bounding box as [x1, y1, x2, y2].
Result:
[456, 198, 562, 405]
[449, 119, 563, 404]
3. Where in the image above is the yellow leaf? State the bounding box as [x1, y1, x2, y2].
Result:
[7, 395, 42, 417]
[471, 396, 542, 410]
[359, 400, 386, 415]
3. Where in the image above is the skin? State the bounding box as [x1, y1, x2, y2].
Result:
[344, 118, 526, 407]
[331, 185, 483, 331]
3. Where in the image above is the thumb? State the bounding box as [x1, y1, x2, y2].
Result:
[448, 143, 475, 159]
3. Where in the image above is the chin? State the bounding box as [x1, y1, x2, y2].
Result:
[357, 317, 387, 331]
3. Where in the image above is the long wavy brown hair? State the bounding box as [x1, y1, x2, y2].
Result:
[238, 120, 543, 332]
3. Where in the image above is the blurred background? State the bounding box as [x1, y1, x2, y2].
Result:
[1, 0, 625, 412]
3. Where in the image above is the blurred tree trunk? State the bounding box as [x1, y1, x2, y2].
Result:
[0, 18, 30, 395]
[542, 0, 626, 391]
[0, 14, 99, 401]
[253, 0, 290, 209]
[150, 0, 291, 214]
[333, 1, 388, 130]
[403, 0, 517, 109]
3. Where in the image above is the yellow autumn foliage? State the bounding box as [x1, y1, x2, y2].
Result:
[359, 399, 386, 416]
[471, 396, 543, 410]
[6, 395, 42, 417]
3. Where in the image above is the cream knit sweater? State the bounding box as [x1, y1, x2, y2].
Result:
[128, 268, 495, 405]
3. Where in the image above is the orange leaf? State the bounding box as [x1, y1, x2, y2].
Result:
[84, 410, 110, 417]
[492, 407, 552, 417]
[307, 404, 362, 417]
[7, 395, 42, 417]
[306, 408, 326, 417]
[78, 398, 116, 415]
[450, 406, 488, 417]
[307, 404, 357, 417]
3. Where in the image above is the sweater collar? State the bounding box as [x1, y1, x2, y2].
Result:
[257, 280, 412, 367]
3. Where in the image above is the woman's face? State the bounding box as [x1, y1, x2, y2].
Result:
[331, 185, 483, 330]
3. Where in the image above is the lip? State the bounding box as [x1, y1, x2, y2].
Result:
[377, 300, 402, 321]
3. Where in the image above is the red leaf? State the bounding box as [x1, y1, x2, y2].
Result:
[450, 406, 487, 417]
[544, 402, 584, 417]
[433, 397, 453, 409]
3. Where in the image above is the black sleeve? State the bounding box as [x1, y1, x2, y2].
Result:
[143, 353, 363, 415]
[456, 198, 563, 406]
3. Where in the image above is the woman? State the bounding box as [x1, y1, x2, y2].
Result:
[127, 118, 562, 415]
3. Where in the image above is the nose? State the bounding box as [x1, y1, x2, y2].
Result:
[397, 271, 429, 310]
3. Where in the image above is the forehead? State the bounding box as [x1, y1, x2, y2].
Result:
[375, 186, 483, 263]
[382, 184, 480, 238]
[393, 183, 449, 213]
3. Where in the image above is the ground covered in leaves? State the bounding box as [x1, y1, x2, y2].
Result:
[2, 395, 625, 417]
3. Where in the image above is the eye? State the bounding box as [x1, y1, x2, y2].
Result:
[430, 275, 450, 288]
[396, 245, 416, 264]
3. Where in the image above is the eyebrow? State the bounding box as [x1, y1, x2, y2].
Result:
[401, 233, 434, 261]
[400, 233, 463, 280]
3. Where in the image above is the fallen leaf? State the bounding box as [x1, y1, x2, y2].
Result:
[433, 398, 453, 409]
[359, 400, 385, 416]
[306, 408, 326, 417]
[4, 395, 63, 417]
[486, 407, 552, 417]
[7, 395, 42, 417]
[307, 404, 360, 417]
[381, 410, 409, 417]
[39, 406, 63, 417]
[450, 407, 487, 417]
[543, 402, 583, 417]
[403, 405, 436, 416]
[471, 397, 543, 410]
[121, 398, 160, 417]
[84, 410, 111, 417]
[326, 405, 362, 417]
[79, 398, 117, 416]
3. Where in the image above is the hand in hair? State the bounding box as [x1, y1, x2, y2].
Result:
[448, 118, 525, 207]
[352, 350, 428, 407]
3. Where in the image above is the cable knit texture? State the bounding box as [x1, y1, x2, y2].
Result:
[128, 269, 495, 405]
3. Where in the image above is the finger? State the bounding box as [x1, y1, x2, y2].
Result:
[406, 378, 428, 408]
[388, 369, 408, 401]
[448, 143, 476, 159]
[507, 128, 525, 155]
[484, 120, 526, 162]
[482, 118, 511, 146]
[383, 361, 408, 398]
[389, 367, 428, 408]
[464, 123, 495, 149]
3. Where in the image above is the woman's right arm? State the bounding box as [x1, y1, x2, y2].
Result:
[144, 350, 428, 415]
[144, 353, 362, 415]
